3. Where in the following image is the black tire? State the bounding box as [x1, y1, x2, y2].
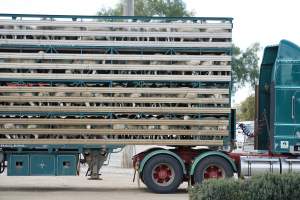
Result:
[193, 156, 233, 184]
[142, 154, 183, 193]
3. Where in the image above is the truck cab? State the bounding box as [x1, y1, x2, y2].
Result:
[256, 40, 300, 154]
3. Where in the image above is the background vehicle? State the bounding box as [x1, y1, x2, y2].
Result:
[0, 13, 299, 194]
[235, 121, 254, 151]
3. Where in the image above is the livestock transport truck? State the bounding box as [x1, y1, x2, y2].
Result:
[0, 13, 299, 194]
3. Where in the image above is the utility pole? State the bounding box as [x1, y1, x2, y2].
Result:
[123, 0, 134, 16]
[121, 0, 135, 168]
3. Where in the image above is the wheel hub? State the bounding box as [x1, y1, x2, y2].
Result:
[204, 165, 224, 179]
[152, 163, 175, 186]
[157, 168, 168, 179]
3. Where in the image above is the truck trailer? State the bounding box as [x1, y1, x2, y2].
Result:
[0, 13, 299, 194]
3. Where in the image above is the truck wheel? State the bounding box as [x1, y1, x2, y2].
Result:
[193, 156, 233, 184]
[142, 154, 183, 193]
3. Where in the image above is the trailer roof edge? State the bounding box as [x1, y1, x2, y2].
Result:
[0, 13, 233, 22]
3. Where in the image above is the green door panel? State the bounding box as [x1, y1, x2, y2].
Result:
[57, 155, 78, 176]
[30, 154, 56, 175]
[8, 154, 29, 176]
[271, 40, 300, 153]
[275, 89, 294, 124]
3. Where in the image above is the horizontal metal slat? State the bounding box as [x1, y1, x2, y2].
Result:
[0, 106, 231, 114]
[0, 62, 231, 71]
[0, 19, 232, 29]
[0, 53, 232, 61]
[0, 73, 231, 82]
[0, 87, 229, 94]
[0, 138, 224, 146]
[0, 29, 232, 38]
[0, 39, 232, 48]
[0, 118, 228, 126]
[0, 96, 229, 104]
[0, 129, 228, 136]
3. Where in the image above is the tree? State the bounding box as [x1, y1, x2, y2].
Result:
[237, 95, 255, 121]
[232, 43, 261, 92]
[97, 0, 194, 17]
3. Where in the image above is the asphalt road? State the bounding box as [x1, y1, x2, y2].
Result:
[0, 166, 188, 200]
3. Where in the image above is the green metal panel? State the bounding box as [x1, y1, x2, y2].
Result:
[230, 109, 236, 142]
[1, 144, 124, 154]
[7, 154, 29, 176]
[272, 41, 300, 153]
[256, 45, 278, 150]
[189, 151, 237, 175]
[56, 155, 78, 176]
[30, 154, 56, 176]
[258, 40, 300, 153]
[138, 149, 187, 174]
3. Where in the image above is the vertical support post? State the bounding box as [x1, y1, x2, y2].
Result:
[123, 0, 135, 16]
[254, 85, 259, 149]
[122, 0, 135, 167]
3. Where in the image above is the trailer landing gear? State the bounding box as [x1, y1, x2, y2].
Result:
[84, 149, 107, 180]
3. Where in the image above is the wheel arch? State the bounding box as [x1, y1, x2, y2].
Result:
[190, 151, 237, 176]
[139, 149, 187, 175]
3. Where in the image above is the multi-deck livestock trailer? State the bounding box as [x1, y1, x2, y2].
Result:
[0, 13, 233, 193]
[2, 13, 299, 194]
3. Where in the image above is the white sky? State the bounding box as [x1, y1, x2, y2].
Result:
[0, 0, 299, 104]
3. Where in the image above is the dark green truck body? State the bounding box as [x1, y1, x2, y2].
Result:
[256, 40, 300, 154]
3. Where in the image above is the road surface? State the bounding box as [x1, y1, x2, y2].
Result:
[0, 165, 188, 200]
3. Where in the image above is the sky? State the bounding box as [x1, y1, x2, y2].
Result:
[0, 0, 299, 104]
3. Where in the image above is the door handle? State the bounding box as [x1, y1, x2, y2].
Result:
[292, 95, 295, 119]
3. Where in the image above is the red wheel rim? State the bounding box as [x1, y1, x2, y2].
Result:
[203, 165, 225, 179]
[151, 163, 175, 186]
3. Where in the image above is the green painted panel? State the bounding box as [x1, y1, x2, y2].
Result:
[57, 155, 78, 176]
[7, 154, 29, 176]
[275, 89, 294, 124]
[273, 124, 300, 152]
[256, 46, 277, 150]
[30, 154, 56, 176]
[257, 40, 300, 153]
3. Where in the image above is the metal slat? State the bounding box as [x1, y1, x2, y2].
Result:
[0, 62, 231, 71]
[0, 118, 228, 126]
[0, 96, 229, 104]
[0, 106, 231, 114]
[0, 129, 228, 136]
[0, 87, 229, 94]
[0, 39, 232, 48]
[0, 19, 232, 29]
[0, 73, 231, 82]
[0, 53, 231, 62]
[0, 139, 224, 146]
[0, 29, 232, 38]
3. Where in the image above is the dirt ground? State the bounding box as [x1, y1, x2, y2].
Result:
[0, 166, 188, 200]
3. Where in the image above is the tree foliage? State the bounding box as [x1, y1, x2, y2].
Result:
[232, 43, 261, 92]
[237, 94, 255, 121]
[97, 0, 194, 17]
